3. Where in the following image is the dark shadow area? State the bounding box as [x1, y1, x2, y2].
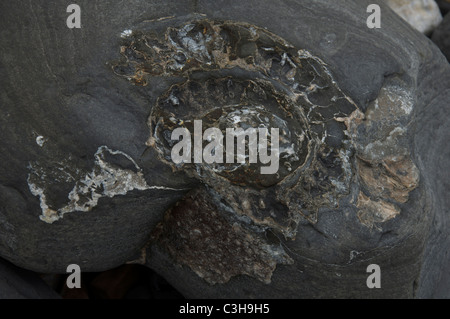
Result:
[40, 264, 185, 299]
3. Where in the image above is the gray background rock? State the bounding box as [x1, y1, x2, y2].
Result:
[432, 12, 450, 62]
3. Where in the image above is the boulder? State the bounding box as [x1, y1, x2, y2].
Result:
[0, 0, 449, 298]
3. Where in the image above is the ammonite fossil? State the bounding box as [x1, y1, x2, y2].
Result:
[0, 0, 449, 298]
[110, 17, 421, 285]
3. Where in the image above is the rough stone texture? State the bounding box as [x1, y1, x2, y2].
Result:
[386, 0, 443, 34]
[0, 0, 449, 299]
[0, 257, 60, 299]
[152, 187, 293, 285]
[432, 12, 450, 62]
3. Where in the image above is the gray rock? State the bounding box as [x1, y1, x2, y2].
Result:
[0, 0, 197, 273]
[0, 0, 449, 299]
[143, 0, 450, 298]
[436, 0, 450, 15]
[432, 12, 450, 61]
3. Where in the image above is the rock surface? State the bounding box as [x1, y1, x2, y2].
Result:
[432, 12, 450, 61]
[0, 0, 449, 298]
[436, 0, 450, 14]
[386, 0, 443, 34]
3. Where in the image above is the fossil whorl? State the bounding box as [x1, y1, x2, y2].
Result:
[110, 18, 421, 285]
[112, 19, 418, 239]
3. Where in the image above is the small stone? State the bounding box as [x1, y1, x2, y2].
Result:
[386, 0, 443, 34]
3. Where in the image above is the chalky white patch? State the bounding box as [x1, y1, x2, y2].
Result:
[28, 145, 184, 224]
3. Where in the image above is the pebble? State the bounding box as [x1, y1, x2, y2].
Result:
[386, 0, 443, 34]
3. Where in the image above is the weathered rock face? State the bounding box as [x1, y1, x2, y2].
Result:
[0, 0, 449, 298]
[386, 0, 443, 34]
